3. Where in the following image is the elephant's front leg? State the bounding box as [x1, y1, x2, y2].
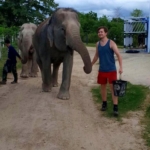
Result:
[57, 53, 73, 100]
[20, 63, 29, 78]
[41, 58, 52, 92]
[52, 62, 61, 87]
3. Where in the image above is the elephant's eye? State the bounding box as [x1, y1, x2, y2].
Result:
[61, 27, 65, 33]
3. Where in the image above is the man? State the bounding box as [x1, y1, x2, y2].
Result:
[91, 26, 123, 116]
[0, 39, 22, 84]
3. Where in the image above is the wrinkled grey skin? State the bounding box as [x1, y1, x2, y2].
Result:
[17, 23, 38, 78]
[33, 8, 92, 100]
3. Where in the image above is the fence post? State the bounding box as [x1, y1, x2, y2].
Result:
[0, 36, 2, 59]
[0, 42, 1, 60]
[2, 35, 4, 47]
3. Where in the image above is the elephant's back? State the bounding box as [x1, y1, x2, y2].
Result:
[35, 17, 51, 36]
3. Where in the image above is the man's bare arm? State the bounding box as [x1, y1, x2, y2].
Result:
[110, 40, 123, 74]
[91, 42, 99, 66]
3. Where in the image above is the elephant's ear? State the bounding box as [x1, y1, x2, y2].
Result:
[31, 24, 37, 32]
[18, 32, 23, 43]
[20, 26, 24, 31]
[47, 17, 54, 47]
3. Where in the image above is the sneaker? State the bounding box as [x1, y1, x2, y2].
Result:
[113, 111, 119, 117]
[101, 104, 107, 111]
[0, 81, 6, 85]
[11, 81, 17, 84]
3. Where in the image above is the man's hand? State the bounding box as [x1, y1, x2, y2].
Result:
[19, 57, 22, 61]
[119, 68, 123, 74]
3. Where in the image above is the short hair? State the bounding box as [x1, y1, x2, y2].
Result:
[4, 39, 10, 44]
[97, 26, 108, 33]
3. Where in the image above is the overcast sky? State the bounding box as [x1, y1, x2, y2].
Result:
[55, 0, 150, 18]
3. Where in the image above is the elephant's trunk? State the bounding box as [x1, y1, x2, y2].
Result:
[21, 50, 28, 64]
[66, 26, 92, 74]
[21, 37, 32, 64]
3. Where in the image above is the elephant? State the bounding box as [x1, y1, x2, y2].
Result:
[32, 8, 92, 100]
[17, 23, 38, 78]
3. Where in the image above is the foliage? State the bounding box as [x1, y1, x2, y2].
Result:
[0, 26, 19, 37]
[0, 0, 58, 27]
[79, 12, 124, 45]
[130, 9, 143, 17]
[92, 82, 149, 118]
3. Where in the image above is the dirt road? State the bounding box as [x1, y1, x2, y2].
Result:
[0, 48, 149, 150]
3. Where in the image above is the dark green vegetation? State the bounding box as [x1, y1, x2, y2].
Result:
[79, 13, 124, 45]
[85, 43, 123, 49]
[0, 0, 58, 26]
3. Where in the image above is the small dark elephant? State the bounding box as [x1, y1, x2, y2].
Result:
[32, 8, 92, 100]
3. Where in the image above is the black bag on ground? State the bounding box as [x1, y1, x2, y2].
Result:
[112, 74, 127, 97]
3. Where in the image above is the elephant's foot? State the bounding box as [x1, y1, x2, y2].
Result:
[30, 72, 38, 77]
[52, 81, 58, 87]
[52, 78, 58, 87]
[20, 73, 29, 78]
[53, 83, 58, 87]
[57, 90, 70, 100]
[42, 83, 51, 92]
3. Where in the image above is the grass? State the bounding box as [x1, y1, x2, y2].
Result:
[84, 43, 96, 47]
[84, 43, 123, 49]
[92, 82, 149, 118]
[143, 105, 150, 147]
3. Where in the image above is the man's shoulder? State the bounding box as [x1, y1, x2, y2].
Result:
[96, 41, 100, 46]
[109, 39, 116, 45]
[109, 39, 117, 48]
[9, 45, 13, 48]
[9, 45, 16, 51]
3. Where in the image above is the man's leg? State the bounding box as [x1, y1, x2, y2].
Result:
[97, 72, 108, 111]
[11, 64, 18, 84]
[100, 84, 107, 111]
[109, 84, 118, 116]
[109, 71, 118, 116]
[109, 84, 118, 105]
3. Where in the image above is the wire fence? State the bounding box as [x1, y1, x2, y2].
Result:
[0, 34, 19, 60]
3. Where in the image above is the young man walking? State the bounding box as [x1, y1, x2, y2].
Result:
[0, 39, 22, 84]
[91, 26, 123, 116]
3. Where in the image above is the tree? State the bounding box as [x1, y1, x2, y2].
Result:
[130, 9, 143, 17]
[111, 18, 124, 23]
[0, 0, 58, 27]
[114, 7, 121, 18]
[79, 11, 99, 43]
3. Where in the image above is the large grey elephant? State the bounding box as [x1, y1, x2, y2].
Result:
[17, 23, 38, 78]
[32, 8, 92, 100]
